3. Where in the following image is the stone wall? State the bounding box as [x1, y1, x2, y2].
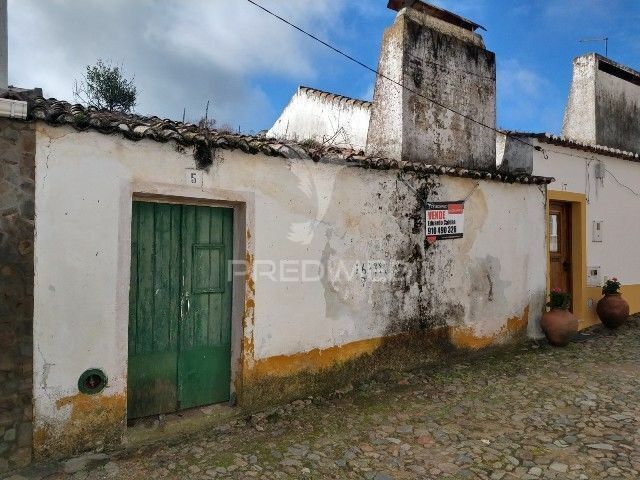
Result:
[0, 118, 35, 472]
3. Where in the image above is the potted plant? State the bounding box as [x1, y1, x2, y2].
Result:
[596, 277, 629, 329]
[540, 288, 577, 346]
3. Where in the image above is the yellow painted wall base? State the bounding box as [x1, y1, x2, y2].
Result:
[245, 309, 530, 382]
[582, 284, 640, 329]
[246, 336, 385, 380]
[239, 313, 530, 410]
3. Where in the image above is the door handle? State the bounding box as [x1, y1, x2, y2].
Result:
[180, 293, 191, 321]
[180, 294, 191, 321]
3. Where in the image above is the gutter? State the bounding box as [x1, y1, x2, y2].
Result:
[0, 98, 27, 119]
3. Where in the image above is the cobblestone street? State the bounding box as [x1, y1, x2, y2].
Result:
[12, 318, 640, 480]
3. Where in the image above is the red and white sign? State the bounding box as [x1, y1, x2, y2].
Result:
[425, 201, 465, 243]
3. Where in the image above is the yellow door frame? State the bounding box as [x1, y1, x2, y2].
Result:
[547, 191, 587, 327]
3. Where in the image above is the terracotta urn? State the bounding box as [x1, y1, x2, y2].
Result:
[596, 293, 629, 329]
[540, 308, 578, 347]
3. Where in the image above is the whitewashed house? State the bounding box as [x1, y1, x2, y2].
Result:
[4, 0, 638, 471]
[498, 54, 640, 330]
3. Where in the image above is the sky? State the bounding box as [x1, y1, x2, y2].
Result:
[7, 0, 640, 135]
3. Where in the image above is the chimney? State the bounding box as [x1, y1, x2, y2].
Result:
[563, 53, 640, 154]
[0, 0, 6, 90]
[366, 1, 496, 170]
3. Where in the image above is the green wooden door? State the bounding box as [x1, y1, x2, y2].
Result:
[128, 201, 233, 419]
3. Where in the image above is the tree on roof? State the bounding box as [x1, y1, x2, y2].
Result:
[73, 59, 137, 113]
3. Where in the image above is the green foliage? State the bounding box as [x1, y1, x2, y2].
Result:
[74, 59, 137, 112]
[547, 288, 571, 310]
[602, 277, 621, 295]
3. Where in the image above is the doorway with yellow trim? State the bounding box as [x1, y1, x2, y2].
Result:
[547, 191, 587, 327]
[549, 200, 573, 310]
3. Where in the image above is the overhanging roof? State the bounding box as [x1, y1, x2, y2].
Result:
[387, 0, 486, 32]
[0, 91, 553, 185]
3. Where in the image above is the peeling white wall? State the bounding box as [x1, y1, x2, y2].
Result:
[33, 125, 547, 449]
[267, 88, 371, 150]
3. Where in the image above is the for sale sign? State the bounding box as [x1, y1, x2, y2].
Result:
[425, 201, 464, 243]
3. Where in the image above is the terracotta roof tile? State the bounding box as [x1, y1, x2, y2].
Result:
[504, 131, 640, 162]
[298, 86, 372, 109]
[26, 96, 553, 185]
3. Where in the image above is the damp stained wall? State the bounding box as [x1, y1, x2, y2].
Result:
[32, 124, 546, 457]
[366, 8, 496, 170]
[563, 53, 640, 154]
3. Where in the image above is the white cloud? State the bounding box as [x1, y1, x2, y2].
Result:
[498, 59, 549, 98]
[6, 0, 346, 130]
[497, 59, 554, 128]
[150, 0, 341, 78]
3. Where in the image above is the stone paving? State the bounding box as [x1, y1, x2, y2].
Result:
[8, 318, 640, 480]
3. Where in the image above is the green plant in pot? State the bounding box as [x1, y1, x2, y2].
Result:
[540, 288, 577, 347]
[597, 277, 629, 329]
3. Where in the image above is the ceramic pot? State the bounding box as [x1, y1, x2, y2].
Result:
[540, 308, 578, 347]
[596, 293, 629, 329]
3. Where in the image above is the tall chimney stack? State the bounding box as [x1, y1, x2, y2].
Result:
[0, 0, 7, 90]
[366, 1, 496, 170]
[563, 53, 640, 154]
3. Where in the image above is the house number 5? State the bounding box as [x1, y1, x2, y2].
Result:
[185, 170, 203, 186]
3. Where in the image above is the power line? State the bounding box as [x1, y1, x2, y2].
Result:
[246, 0, 542, 154]
[540, 145, 636, 166]
[604, 168, 640, 197]
[409, 55, 496, 81]
[541, 145, 640, 198]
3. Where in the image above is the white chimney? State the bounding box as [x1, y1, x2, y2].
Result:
[0, 0, 7, 90]
[563, 53, 640, 154]
[366, 1, 496, 170]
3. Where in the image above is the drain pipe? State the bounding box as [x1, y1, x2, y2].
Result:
[0, 98, 27, 119]
[0, 0, 7, 90]
[0, 0, 31, 120]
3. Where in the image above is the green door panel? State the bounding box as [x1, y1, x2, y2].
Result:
[128, 202, 182, 418]
[128, 201, 233, 419]
[178, 345, 231, 409]
[178, 205, 233, 409]
[127, 352, 178, 419]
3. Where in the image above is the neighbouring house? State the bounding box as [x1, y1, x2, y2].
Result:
[267, 86, 371, 150]
[271, 0, 497, 171]
[498, 54, 640, 330]
[0, 0, 635, 472]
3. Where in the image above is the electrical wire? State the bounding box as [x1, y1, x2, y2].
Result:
[248, 0, 640, 200]
[412, 56, 496, 81]
[246, 0, 542, 154]
[604, 168, 640, 197]
[542, 145, 640, 198]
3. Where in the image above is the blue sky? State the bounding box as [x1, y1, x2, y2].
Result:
[9, 1, 640, 135]
[251, 0, 640, 134]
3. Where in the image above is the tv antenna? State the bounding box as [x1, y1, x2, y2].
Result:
[579, 37, 609, 57]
